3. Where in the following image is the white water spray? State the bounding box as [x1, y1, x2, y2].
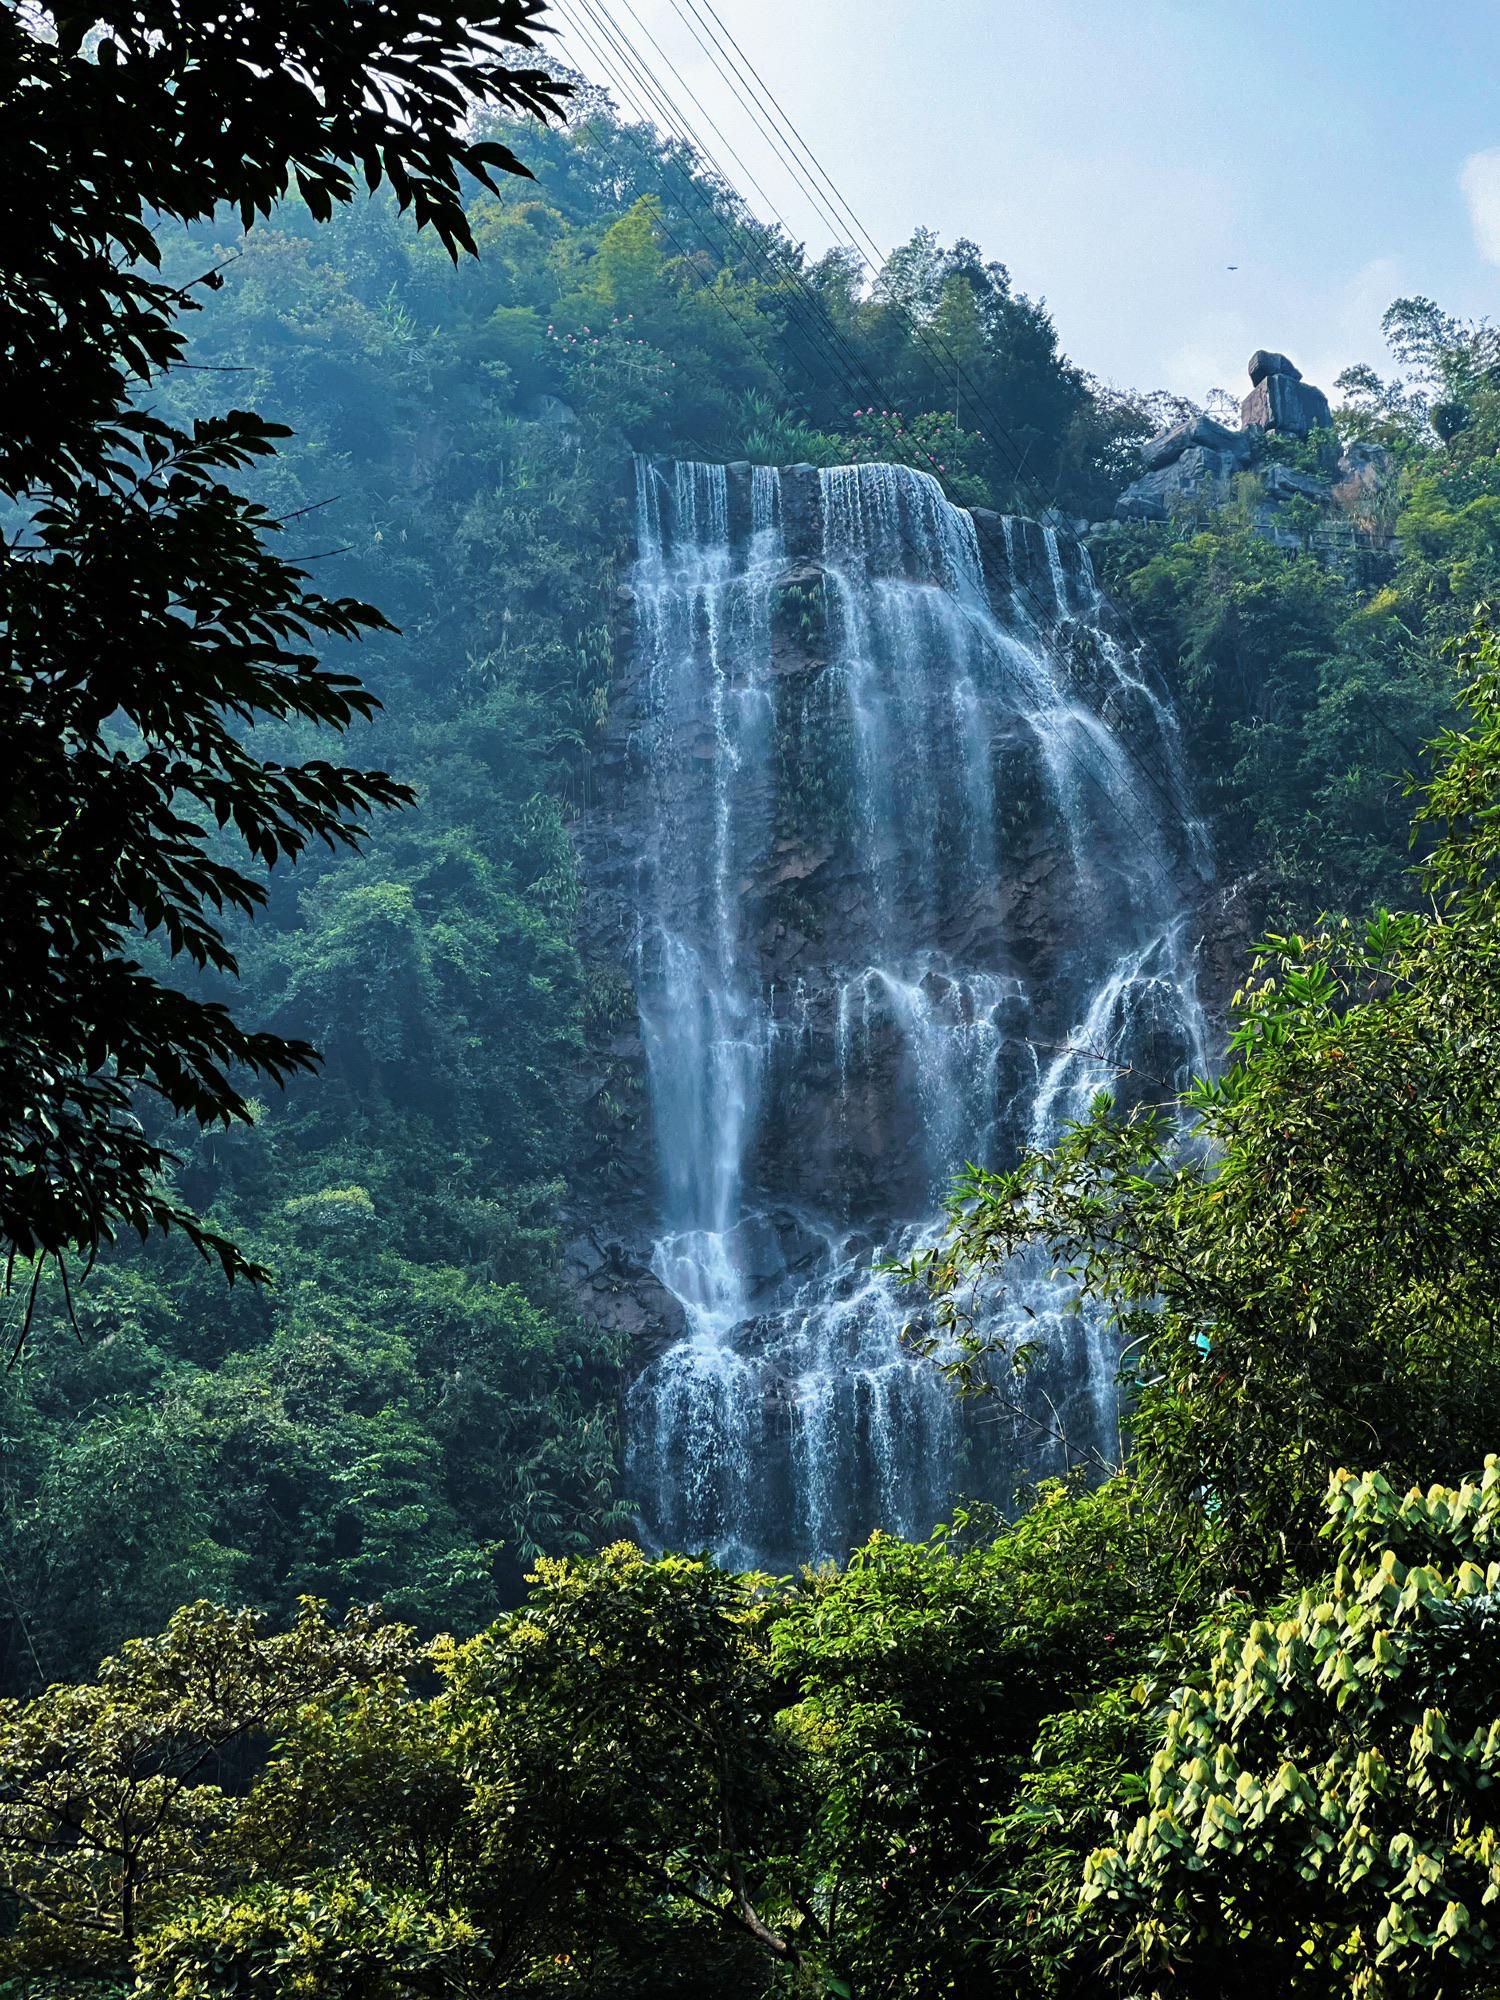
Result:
[624, 459, 1208, 1567]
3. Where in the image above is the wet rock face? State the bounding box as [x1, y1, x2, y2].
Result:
[576, 457, 1214, 1568]
[563, 1228, 687, 1358]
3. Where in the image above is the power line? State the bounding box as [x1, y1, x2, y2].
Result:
[578, 0, 1191, 830]
[616, 0, 982, 456]
[678, 0, 1069, 512]
[561, 4, 1061, 629]
[555, 2, 883, 413]
[551, 3, 1192, 846]
[605, 0, 1017, 484]
[563, 0, 928, 434]
[550, 10, 853, 402]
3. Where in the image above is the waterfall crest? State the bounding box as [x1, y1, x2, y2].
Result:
[620, 457, 1208, 1569]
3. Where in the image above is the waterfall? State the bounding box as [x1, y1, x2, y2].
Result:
[620, 457, 1208, 1570]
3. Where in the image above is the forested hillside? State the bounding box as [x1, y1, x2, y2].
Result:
[10, 25, 1500, 1990]
[7, 98, 1500, 1690]
[1097, 300, 1500, 910]
[1, 104, 1179, 1683]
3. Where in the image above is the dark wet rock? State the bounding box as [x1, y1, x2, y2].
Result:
[969, 507, 1015, 598]
[722, 1210, 830, 1308]
[563, 1230, 688, 1356]
[1194, 870, 1268, 1018]
[723, 460, 755, 542]
[779, 464, 823, 550]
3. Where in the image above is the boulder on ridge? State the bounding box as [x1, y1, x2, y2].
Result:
[1248, 349, 1301, 385]
[1261, 462, 1332, 505]
[1114, 443, 1242, 521]
[1241, 368, 1332, 438]
[1139, 411, 1252, 472]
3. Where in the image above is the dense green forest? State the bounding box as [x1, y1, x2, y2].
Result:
[9, 10, 1500, 1991]
[3, 100, 1178, 1682]
[8, 103, 1500, 1691]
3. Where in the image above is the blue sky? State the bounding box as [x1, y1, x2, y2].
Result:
[561, 1, 1500, 405]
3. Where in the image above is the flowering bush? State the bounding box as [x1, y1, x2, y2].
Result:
[545, 315, 677, 433]
[843, 406, 989, 505]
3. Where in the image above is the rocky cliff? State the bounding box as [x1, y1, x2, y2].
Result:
[573, 457, 1223, 1567]
[1114, 349, 1394, 566]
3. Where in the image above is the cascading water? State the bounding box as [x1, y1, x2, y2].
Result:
[620, 456, 1209, 1570]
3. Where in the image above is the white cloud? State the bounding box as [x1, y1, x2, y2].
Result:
[1461, 149, 1500, 266]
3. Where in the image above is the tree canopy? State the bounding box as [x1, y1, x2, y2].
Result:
[909, 617, 1500, 1585]
[11, 28, 1500, 1997]
[0, 2, 567, 1297]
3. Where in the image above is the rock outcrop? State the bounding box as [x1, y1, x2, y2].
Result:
[1112, 348, 1371, 542]
[1332, 440, 1393, 510]
[1139, 411, 1251, 471]
[1112, 407, 1256, 523]
[1114, 442, 1245, 522]
[1259, 462, 1331, 503]
[1240, 351, 1332, 438]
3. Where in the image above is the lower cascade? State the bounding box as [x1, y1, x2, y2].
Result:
[602, 456, 1211, 1571]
